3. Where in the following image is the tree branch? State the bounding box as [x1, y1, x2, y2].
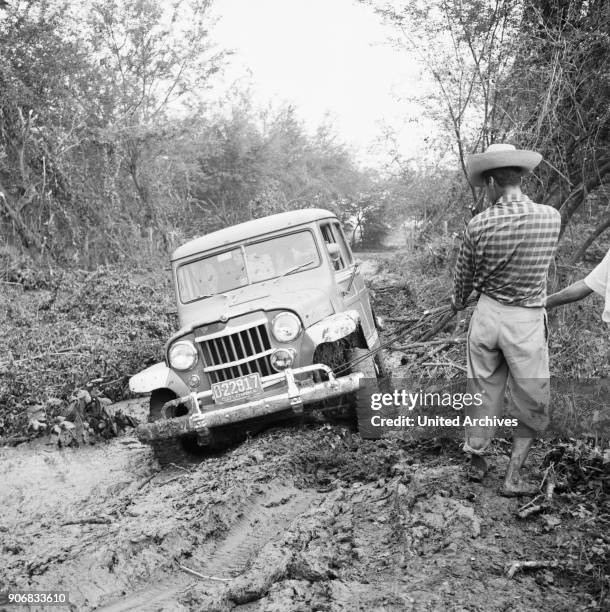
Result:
[570, 214, 610, 264]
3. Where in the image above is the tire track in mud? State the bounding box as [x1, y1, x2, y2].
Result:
[4, 422, 598, 610]
[98, 482, 321, 612]
[200, 483, 320, 577]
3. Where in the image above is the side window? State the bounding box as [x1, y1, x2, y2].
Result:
[320, 223, 346, 270]
[333, 222, 353, 265]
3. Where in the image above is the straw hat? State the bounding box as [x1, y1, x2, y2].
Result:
[466, 143, 542, 186]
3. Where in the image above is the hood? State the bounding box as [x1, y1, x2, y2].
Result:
[176, 279, 334, 332]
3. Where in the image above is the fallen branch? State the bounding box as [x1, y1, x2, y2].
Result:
[578, 513, 610, 528]
[0, 346, 90, 368]
[158, 475, 187, 487]
[386, 316, 421, 324]
[136, 472, 158, 491]
[517, 494, 544, 513]
[176, 561, 231, 582]
[99, 376, 128, 387]
[421, 361, 467, 373]
[0, 435, 30, 446]
[545, 477, 556, 501]
[538, 465, 557, 501]
[506, 560, 560, 578]
[393, 338, 466, 350]
[62, 516, 112, 526]
[517, 504, 544, 519]
[418, 310, 458, 342]
[168, 462, 191, 472]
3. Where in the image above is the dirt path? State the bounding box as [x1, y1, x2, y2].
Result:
[1, 402, 600, 611]
[1, 253, 605, 610]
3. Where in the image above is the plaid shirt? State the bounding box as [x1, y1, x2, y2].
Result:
[453, 194, 561, 307]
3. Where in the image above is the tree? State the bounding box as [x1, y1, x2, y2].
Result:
[364, 0, 522, 211]
[505, 0, 610, 244]
[0, 0, 95, 256]
[0, 0, 226, 261]
[366, 0, 610, 253]
[182, 100, 370, 232]
[85, 0, 226, 230]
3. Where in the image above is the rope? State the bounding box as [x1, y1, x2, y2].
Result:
[333, 296, 477, 376]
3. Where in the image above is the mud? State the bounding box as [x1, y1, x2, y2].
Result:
[1, 255, 605, 610]
[1, 398, 601, 611]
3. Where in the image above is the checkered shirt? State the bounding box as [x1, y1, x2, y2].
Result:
[453, 194, 561, 307]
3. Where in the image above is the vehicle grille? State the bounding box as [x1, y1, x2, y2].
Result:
[199, 323, 274, 383]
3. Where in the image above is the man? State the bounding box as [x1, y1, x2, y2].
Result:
[452, 143, 561, 495]
[546, 247, 610, 322]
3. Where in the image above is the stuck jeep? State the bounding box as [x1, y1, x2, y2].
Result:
[130, 208, 388, 463]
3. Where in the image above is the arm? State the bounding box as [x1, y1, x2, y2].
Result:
[452, 227, 476, 310]
[546, 280, 593, 309]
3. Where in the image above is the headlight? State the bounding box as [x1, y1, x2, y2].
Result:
[168, 341, 198, 371]
[271, 312, 302, 343]
[270, 348, 296, 371]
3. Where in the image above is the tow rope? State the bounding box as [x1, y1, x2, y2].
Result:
[333, 297, 477, 376]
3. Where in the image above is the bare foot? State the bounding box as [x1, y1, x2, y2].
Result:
[501, 479, 539, 497]
[466, 454, 488, 482]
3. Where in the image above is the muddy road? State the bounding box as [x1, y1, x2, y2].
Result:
[1, 255, 605, 610]
[1, 397, 599, 611]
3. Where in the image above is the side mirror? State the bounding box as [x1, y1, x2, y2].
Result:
[327, 243, 341, 262]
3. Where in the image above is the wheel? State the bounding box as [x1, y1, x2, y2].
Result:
[148, 389, 191, 465]
[149, 388, 178, 422]
[348, 347, 391, 439]
[150, 437, 191, 466]
[311, 339, 355, 423]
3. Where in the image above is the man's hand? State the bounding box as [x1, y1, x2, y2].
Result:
[450, 295, 465, 312]
[546, 280, 593, 309]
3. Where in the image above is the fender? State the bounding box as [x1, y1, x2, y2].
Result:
[129, 362, 190, 396]
[305, 310, 360, 345]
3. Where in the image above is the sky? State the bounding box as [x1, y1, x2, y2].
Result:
[209, 0, 436, 169]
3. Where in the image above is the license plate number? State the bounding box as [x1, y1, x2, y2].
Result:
[211, 373, 263, 404]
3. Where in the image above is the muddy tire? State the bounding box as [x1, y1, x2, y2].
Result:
[150, 437, 191, 466]
[149, 389, 178, 422]
[349, 347, 391, 439]
[310, 339, 354, 423]
[148, 389, 192, 465]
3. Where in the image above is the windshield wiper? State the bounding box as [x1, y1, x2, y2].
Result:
[194, 291, 230, 300]
[279, 259, 315, 278]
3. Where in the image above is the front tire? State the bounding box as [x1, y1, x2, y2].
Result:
[349, 347, 391, 439]
[311, 339, 354, 423]
[149, 388, 178, 422]
[150, 437, 190, 466]
[148, 389, 191, 465]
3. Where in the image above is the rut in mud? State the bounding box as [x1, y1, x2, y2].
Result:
[1, 400, 602, 611]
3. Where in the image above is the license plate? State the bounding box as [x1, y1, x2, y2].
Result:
[211, 373, 263, 404]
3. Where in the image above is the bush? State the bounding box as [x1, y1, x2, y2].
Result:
[0, 266, 175, 441]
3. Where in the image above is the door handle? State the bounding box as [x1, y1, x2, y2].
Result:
[345, 262, 361, 293]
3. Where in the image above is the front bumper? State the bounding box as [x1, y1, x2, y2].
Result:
[136, 364, 362, 443]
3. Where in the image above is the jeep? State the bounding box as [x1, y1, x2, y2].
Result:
[130, 208, 387, 463]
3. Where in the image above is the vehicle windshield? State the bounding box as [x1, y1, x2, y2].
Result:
[177, 230, 320, 302]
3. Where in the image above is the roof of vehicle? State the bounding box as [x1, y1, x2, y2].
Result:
[171, 208, 338, 261]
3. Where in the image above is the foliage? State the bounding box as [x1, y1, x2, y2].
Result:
[181, 104, 369, 232]
[0, 265, 174, 440]
[506, 0, 610, 239]
[339, 192, 392, 249]
[0, 0, 223, 263]
[364, 0, 523, 207]
[366, 0, 610, 251]
[0, 1, 386, 265]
